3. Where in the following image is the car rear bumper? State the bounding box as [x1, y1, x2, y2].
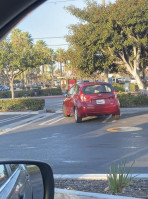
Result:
[79, 103, 120, 117]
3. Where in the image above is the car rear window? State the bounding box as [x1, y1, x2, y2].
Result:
[82, 84, 113, 94]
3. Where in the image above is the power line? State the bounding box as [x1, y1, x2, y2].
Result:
[46, 44, 68, 46]
[33, 36, 65, 39]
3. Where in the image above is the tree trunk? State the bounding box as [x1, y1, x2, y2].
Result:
[10, 79, 15, 99]
[118, 47, 145, 90]
[104, 69, 108, 83]
[133, 71, 145, 90]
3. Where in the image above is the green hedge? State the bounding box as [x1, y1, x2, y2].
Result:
[0, 87, 62, 98]
[39, 87, 62, 96]
[112, 83, 125, 92]
[0, 98, 45, 111]
[112, 83, 139, 92]
[117, 92, 148, 107]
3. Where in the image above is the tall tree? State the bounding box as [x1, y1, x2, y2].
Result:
[66, 0, 148, 89]
[0, 29, 33, 98]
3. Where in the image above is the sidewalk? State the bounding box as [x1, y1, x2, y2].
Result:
[32, 95, 65, 99]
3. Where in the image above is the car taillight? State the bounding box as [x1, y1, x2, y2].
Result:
[80, 93, 89, 102]
[80, 93, 85, 101]
[113, 90, 117, 98]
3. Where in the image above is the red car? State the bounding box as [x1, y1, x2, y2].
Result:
[63, 82, 120, 123]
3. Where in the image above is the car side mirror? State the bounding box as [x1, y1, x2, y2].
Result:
[0, 160, 54, 199]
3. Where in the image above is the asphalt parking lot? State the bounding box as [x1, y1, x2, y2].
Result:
[0, 114, 36, 128]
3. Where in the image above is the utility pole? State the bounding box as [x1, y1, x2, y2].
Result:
[102, 0, 105, 8]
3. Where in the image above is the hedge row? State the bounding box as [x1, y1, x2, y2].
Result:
[0, 98, 45, 111]
[118, 92, 148, 108]
[0, 87, 62, 98]
[112, 83, 139, 92]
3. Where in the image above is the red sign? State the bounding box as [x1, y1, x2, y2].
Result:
[68, 79, 76, 90]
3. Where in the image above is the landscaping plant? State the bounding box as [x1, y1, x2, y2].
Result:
[107, 160, 135, 193]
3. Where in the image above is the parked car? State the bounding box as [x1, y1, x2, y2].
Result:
[0, 85, 10, 91]
[0, 164, 33, 199]
[63, 82, 120, 122]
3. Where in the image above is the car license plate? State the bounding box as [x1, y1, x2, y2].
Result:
[96, 99, 105, 104]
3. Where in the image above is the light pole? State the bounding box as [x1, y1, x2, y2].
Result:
[102, 0, 105, 8]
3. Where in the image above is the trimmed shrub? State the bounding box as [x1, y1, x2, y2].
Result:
[112, 83, 125, 92]
[0, 98, 45, 111]
[39, 87, 62, 96]
[0, 87, 62, 98]
[112, 83, 139, 92]
[117, 92, 148, 107]
[0, 91, 11, 98]
[129, 84, 139, 92]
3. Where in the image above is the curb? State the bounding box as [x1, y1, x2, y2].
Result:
[54, 174, 147, 199]
[0, 109, 46, 115]
[121, 107, 148, 112]
[54, 174, 148, 180]
[55, 188, 141, 199]
[31, 95, 64, 99]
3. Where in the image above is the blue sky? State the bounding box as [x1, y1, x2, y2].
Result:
[16, 0, 115, 51]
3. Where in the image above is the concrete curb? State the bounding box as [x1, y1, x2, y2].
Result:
[54, 174, 148, 180]
[54, 174, 148, 199]
[0, 109, 46, 115]
[55, 188, 141, 199]
[121, 107, 148, 112]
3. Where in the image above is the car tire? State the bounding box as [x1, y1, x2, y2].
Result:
[63, 105, 70, 117]
[112, 114, 120, 120]
[74, 107, 82, 123]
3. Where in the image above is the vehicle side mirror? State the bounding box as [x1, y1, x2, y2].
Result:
[0, 160, 54, 199]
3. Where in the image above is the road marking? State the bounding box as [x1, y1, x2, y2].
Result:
[39, 115, 62, 125]
[123, 146, 138, 149]
[63, 160, 83, 163]
[56, 110, 62, 113]
[25, 147, 37, 149]
[0, 114, 28, 124]
[47, 117, 64, 126]
[102, 115, 112, 123]
[107, 127, 142, 132]
[0, 113, 55, 135]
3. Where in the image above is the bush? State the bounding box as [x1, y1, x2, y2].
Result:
[112, 83, 125, 92]
[117, 92, 148, 107]
[0, 87, 62, 98]
[112, 83, 139, 92]
[0, 91, 11, 98]
[129, 84, 139, 92]
[0, 98, 45, 111]
[39, 87, 62, 96]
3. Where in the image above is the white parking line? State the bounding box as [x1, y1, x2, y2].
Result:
[0, 113, 54, 135]
[39, 115, 63, 125]
[47, 117, 64, 126]
[0, 114, 28, 124]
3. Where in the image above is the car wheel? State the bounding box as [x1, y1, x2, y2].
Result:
[63, 105, 70, 117]
[74, 107, 82, 123]
[112, 114, 120, 120]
